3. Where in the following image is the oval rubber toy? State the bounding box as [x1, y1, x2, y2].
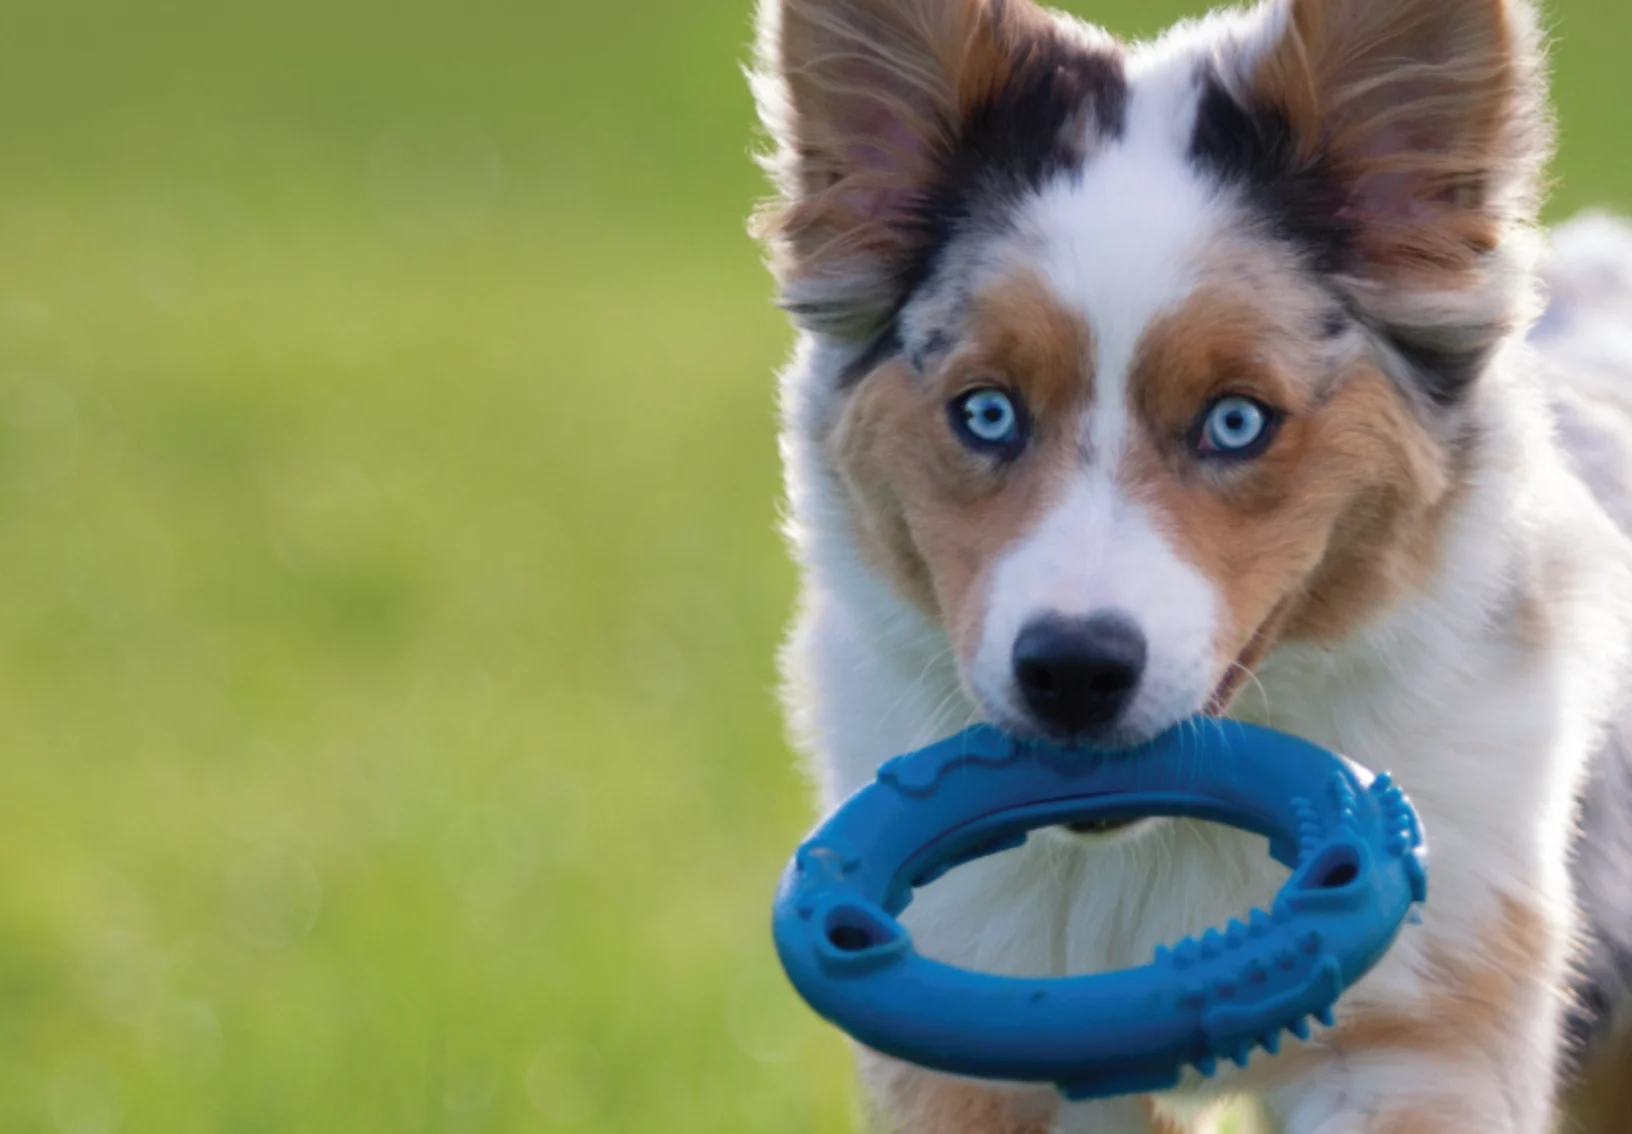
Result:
[771, 717, 1428, 1101]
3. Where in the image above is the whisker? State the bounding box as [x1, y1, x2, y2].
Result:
[874, 643, 959, 737]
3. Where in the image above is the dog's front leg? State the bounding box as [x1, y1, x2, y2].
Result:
[1254, 880, 1568, 1134]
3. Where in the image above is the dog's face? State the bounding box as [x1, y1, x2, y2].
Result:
[754, 0, 1546, 745]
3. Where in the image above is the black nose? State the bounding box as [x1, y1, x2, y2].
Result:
[1012, 613, 1146, 737]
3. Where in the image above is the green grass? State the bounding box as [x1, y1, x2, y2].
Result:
[0, 1, 1628, 1131]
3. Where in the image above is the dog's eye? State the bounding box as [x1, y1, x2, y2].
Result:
[1195, 396, 1278, 458]
[949, 388, 1026, 456]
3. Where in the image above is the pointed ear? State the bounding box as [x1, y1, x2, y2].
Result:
[1247, 0, 1550, 281]
[1202, 0, 1553, 405]
[750, 0, 1124, 338]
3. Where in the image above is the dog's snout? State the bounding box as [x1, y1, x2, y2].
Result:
[1012, 612, 1146, 737]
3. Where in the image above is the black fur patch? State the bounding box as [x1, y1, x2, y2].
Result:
[1188, 72, 1354, 275]
[892, 17, 1129, 316]
[1381, 329, 1497, 408]
[837, 321, 904, 389]
[1564, 714, 1632, 1078]
[910, 327, 954, 373]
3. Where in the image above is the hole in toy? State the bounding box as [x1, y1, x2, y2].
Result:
[1303, 843, 1363, 890]
[823, 905, 898, 955]
[1321, 862, 1359, 888]
[828, 924, 874, 952]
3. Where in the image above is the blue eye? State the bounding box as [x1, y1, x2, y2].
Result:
[1198, 396, 1275, 457]
[951, 388, 1026, 454]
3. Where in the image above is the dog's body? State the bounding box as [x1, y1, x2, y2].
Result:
[750, 0, 1632, 1129]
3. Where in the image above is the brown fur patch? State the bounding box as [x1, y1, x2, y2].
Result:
[762, 0, 982, 263]
[1122, 249, 1457, 686]
[1324, 895, 1550, 1057]
[830, 269, 1091, 654]
[1506, 575, 1552, 651]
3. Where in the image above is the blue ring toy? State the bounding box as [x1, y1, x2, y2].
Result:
[771, 717, 1428, 1102]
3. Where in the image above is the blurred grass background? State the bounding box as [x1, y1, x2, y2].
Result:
[0, 1, 1627, 1131]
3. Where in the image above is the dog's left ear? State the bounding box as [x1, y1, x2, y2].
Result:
[1216, 0, 1551, 404]
[748, 0, 1123, 341]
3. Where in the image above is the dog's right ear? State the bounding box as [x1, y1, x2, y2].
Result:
[750, 0, 988, 338]
[750, 0, 1119, 339]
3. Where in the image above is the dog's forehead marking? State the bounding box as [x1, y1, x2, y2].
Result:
[1016, 51, 1226, 464]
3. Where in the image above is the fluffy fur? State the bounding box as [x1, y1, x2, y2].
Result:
[749, 0, 1632, 1130]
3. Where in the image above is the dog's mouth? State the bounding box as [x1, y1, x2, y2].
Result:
[1065, 817, 1139, 836]
[1046, 603, 1295, 841]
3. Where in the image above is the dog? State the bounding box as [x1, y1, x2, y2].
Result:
[748, 0, 1632, 1129]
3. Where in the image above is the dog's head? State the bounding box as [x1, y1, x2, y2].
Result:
[752, 0, 1549, 747]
